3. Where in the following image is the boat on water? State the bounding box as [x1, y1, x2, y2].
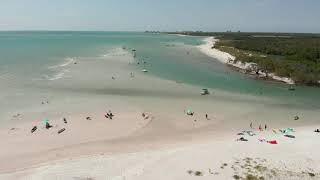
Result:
[288, 87, 296, 91]
[201, 88, 210, 95]
[142, 69, 148, 72]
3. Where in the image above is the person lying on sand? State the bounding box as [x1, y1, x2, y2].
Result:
[31, 126, 37, 133]
[58, 128, 66, 134]
[86, 117, 92, 120]
[236, 137, 248, 141]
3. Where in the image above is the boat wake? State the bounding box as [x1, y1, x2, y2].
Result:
[102, 47, 131, 58]
[43, 57, 76, 81]
[49, 57, 76, 69]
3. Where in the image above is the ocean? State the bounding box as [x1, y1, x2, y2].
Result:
[0, 31, 319, 125]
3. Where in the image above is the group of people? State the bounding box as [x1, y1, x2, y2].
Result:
[185, 110, 211, 120]
[250, 122, 267, 131]
[31, 118, 67, 134]
[105, 111, 114, 120]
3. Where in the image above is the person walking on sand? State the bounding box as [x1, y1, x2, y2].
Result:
[205, 114, 208, 120]
[259, 124, 262, 131]
[265, 124, 267, 130]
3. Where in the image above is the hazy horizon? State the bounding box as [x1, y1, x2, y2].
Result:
[0, 0, 320, 33]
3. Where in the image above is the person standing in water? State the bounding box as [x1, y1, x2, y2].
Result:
[250, 122, 253, 129]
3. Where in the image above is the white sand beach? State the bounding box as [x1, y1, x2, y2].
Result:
[0, 44, 319, 180]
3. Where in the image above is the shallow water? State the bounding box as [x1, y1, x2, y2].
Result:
[0, 31, 319, 125]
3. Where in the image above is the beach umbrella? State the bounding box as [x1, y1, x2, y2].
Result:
[43, 119, 49, 125]
[186, 109, 194, 115]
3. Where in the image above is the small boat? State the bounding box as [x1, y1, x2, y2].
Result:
[201, 88, 210, 95]
[142, 69, 148, 72]
[288, 87, 296, 91]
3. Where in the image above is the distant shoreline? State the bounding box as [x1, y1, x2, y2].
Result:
[197, 37, 295, 85]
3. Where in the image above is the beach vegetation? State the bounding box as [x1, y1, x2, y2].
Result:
[169, 32, 320, 86]
[233, 174, 241, 179]
[194, 171, 203, 176]
[308, 172, 316, 177]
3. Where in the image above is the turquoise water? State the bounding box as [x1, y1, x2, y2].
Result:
[0, 31, 319, 108]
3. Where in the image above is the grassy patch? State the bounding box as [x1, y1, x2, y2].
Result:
[308, 172, 316, 177]
[233, 174, 241, 180]
[194, 171, 203, 176]
[254, 165, 268, 172]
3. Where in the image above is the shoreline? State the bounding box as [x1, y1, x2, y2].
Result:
[0, 36, 319, 179]
[198, 37, 295, 85]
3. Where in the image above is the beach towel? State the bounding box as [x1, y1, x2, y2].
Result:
[284, 134, 295, 138]
[268, 140, 278, 144]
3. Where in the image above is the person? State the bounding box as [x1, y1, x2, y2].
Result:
[46, 122, 52, 129]
[63, 118, 67, 124]
[265, 124, 267, 130]
[237, 137, 248, 141]
[205, 114, 208, 119]
[250, 122, 253, 129]
[259, 124, 262, 131]
[315, 129, 320, 133]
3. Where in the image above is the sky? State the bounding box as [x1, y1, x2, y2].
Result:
[0, 0, 319, 33]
